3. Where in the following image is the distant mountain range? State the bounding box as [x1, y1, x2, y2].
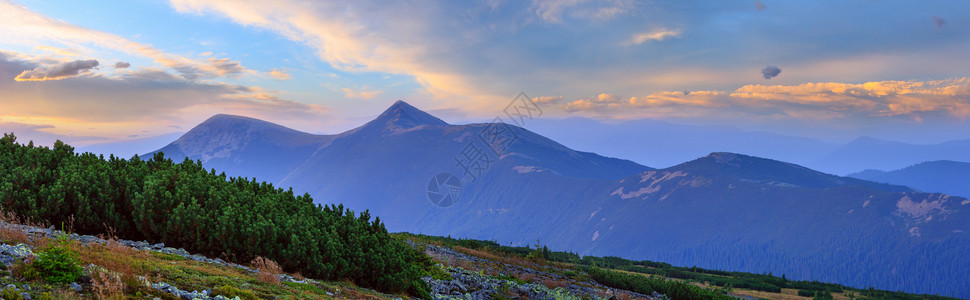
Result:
[526, 118, 841, 169]
[850, 160, 970, 199]
[527, 119, 970, 175]
[144, 101, 970, 298]
[812, 137, 970, 175]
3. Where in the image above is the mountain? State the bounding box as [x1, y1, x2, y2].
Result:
[584, 153, 969, 297]
[811, 136, 970, 175]
[145, 114, 338, 183]
[145, 101, 970, 297]
[849, 160, 970, 199]
[526, 117, 841, 169]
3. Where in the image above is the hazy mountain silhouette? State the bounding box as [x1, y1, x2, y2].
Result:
[145, 101, 970, 297]
[526, 117, 841, 169]
[812, 136, 970, 175]
[850, 160, 970, 199]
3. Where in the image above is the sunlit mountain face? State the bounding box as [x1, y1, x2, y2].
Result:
[3, 0, 970, 298]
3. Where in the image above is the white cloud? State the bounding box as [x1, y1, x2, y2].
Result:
[0, 1, 252, 81]
[530, 0, 633, 23]
[341, 87, 383, 99]
[628, 28, 682, 45]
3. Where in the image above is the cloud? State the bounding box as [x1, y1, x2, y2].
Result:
[932, 16, 946, 29]
[755, 0, 766, 11]
[532, 96, 563, 104]
[0, 1, 252, 81]
[530, 0, 633, 23]
[761, 66, 781, 79]
[341, 87, 383, 99]
[559, 78, 970, 121]
[629, 28, 682, 45]
[0, 50, 329, 142]
[34, 45, 79, 57]
[0, 121, 104, 146]
[268, 68, 291, 80]
[114, 61, 130, 69]
[15, 59, 99, 81]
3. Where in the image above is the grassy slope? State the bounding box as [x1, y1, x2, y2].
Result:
[400, 233, 963, 300]
[0, 220, 396, 300]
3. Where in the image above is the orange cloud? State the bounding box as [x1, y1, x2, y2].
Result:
[268, 68, 291, 80]
[0, 51, 330, 143]
[560, 78, 970, 120]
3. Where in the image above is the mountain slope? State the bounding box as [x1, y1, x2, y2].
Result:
[812, 136, 970, 175]
[143, 102, 970, 298]
[587, 153, 969, 297]
[145, 114, 336, 183]
[849, 160, 970, 199]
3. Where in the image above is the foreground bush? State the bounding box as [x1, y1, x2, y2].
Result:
[0, 134, 429, 297]
[31, 240, 84, 284]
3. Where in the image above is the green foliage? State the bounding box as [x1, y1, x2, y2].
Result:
[493, 274, 528, 285]
[31, 240, 84, 284]
[582, 266, 734, 300]
[211, 285, 258, 300]
[0, 287, 24, 300]
[428, 266, 452, 281]
[813, 289, 835, 300]
[0, 288, 23, 300]
[403, 233, 961, 300]
[0, 134, 429, 297]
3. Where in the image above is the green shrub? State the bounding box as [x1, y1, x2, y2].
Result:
[211, 285, 258, 300]
[31, 241, 83, 284]
[0, 287, 24, 300]
[581, 266, 734, 300]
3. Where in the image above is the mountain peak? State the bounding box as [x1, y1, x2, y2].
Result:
[357, 100, 448, 135]
[201, 114, 261, 125]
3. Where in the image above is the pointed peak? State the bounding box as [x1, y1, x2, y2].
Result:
[366, 100, 448, 132]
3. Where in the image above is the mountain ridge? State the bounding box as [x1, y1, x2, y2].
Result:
[849, 160, 970, 199]
[142, 101, 970, 297]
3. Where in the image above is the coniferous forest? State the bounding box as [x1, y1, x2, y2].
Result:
[0, 133, 431, 297]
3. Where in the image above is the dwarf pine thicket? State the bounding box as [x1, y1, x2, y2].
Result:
[0, 133, 431, 297]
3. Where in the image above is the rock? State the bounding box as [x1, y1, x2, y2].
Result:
[78, 235, 101, 244]
[151, 282, 170, 290]
[70, 282, 82, 292]
[19, 292, 30, 300]
[0, 244, 34, 258]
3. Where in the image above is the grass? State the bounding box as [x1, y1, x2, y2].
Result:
[398, 233, 964, 300]
[0, 221, 413, 299]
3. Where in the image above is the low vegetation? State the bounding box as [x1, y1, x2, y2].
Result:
[0, 223, 396, 299]
[403, 233, 962, 300]
[0, 134, 430, 297]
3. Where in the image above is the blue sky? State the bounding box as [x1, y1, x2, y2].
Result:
[1, 0, 969, 147]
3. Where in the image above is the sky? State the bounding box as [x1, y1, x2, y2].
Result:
[1, 0, 969, 150]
